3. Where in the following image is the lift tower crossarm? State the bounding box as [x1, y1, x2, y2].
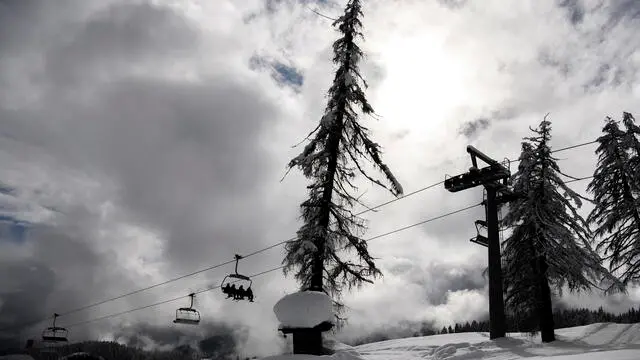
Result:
[467, 145, 500, 168]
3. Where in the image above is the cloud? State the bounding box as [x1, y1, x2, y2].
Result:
[113, 321, 245, 354]
[458, 118, 491, 139]
[557, 0, 586, 25]
[0, 0, 298, 347]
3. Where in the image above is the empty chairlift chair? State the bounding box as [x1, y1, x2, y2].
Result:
[42, 313, 69, 343]
[173, 293, 201, 325]
[221, 254, 254, 302]
[470, 219, 489, 247]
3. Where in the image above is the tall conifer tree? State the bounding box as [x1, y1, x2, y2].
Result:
[502, 118, 612, 342]
[282, 0, 403, 318]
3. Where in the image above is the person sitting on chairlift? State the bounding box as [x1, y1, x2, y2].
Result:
[245, 287, 254, 302]
[227, 284, 237, 298]
[236, 285, 245, 300]
[222, 283, 231, 295]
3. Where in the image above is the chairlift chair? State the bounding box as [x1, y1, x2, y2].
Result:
[221, 254, 254, 302]
[173, 293, 201, 325]
[470, 219, 489, 247]
[42, 313, 69, 343]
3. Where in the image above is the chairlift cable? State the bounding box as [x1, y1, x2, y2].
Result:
[1, 139, 599, 333]
[59, 203, 485, 329]
[508, 140, 598, 164]
[46, 180, 596, 330]
[307, 7, 337, 21]
[64, 265, 288, 329]
[7, 171, 450, 330]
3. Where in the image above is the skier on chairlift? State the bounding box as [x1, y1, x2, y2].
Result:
[227, 284, 237, 298]
[236, 285, 245, 300]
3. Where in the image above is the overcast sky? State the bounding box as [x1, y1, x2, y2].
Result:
[0, 0, 639, 356]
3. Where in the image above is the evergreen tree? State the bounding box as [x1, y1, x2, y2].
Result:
[621, 112, 640, 177]
[282, 0, 403, 320]
[501, 118, 612, 342]
[587, 114, 640, 287]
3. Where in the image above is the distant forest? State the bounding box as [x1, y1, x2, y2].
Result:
[348, 306, 640, 346]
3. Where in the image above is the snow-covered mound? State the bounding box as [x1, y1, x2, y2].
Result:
[274, 291, 334, 328]
[354, 323, 640, 360]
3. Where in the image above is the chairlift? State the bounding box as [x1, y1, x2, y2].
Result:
[173, 293, 201, 325]
[470, 219, 489, 247]
[42, 313, 69, 343]
[221, 254, 254, 302]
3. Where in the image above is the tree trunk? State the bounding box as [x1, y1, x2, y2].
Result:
[309, 33, 352, 292]
[536, 256, 555, 342]
[536, 135, 555, 342]
[310, 125, 342, 291]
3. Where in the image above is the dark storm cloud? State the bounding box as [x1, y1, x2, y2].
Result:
[0, 0, 289, 343]
[43, 2, 199, 86]
[0, 222, 138, 341]
[557, 0, 585, 25]
[406, 261, 486, 306]
[114, 321, 246, 354]
[606, 0, 640, 25]
[458, 118, 490, 139]
[0, 0, 38, 52]
[48, 76, 279, 269]
[0, 260, 56, 334]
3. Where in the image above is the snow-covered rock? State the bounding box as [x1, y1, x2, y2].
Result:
[274, 291, 334, 329]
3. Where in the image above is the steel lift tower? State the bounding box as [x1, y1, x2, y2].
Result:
[444, 145, 518, 339]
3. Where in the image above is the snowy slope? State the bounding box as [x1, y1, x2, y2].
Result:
[353, 323, 640, 360]
[264, 323, 640, 359]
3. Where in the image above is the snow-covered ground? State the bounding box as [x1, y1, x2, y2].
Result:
[266, 323, 640, 360]
[354, 323, 640, 360]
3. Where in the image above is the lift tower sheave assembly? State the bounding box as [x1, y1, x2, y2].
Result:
[444, 145, 511, 340]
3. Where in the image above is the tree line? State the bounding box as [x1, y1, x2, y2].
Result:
[347, 305, 640, 345]
[437, 305, 640, 335]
